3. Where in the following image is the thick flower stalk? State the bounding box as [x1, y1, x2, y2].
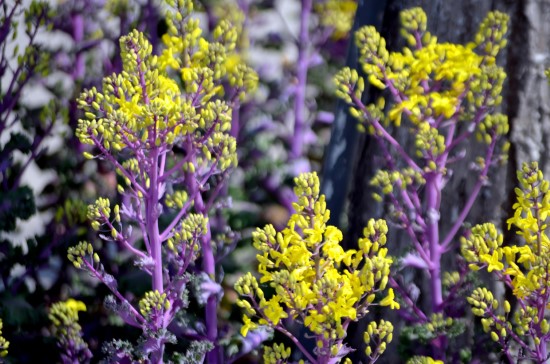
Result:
[235, 172, 398, 364]
[334, 7, 509, 358]
[48, 299, 92, 364]
[69, 0, 257, 362]
[292, 0, 358, 162]
[462, 162, 550, 363]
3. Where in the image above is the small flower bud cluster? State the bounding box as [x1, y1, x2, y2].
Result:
[370, 168, 425, 201]
[424, 313, 454, 336]
[334, 68, 364, 105]
[364, 320, 394, 361]
[167, 213, 207, 257]
[235, 172, 396, 362]
[139, 291, 171, 321]
[262, 343, 292, 364]
[399, 7, 432, 48]
[67, 241, 100, 270]
[354, 26, 389, 90]
[48, 299, 92, 363]
[87, 197, 120, 232]
[472, 11, 509, 60]
[476, 112, 509, 145]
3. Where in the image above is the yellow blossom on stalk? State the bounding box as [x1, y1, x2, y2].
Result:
[235, 172, 396, 362]
[75, 0, 257, 181]
[49, 299, 91, 361]
[314, 0, 358, 39]
[380, 288, 400, 309]
[407, 356, 444, 364]
[462, 162, 550, 359]
[334, 7, 509, 148]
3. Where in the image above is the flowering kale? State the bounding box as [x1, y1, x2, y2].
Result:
[235, 172, 397, 363]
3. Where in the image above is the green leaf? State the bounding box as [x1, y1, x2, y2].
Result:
[0, 186, 36, 231]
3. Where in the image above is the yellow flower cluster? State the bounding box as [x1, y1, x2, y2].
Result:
[49, 299, 87, 327]
[334, 7, 509, 150]
[87, 197, 120, 233]
[0, 319, 8, 358]
[166, 213, 207, 255]
[67, 241, 100, 269]
[314, 1, 358, 40]
[235, 172, 397, 361]
[48, 299, 90, 358]
[407, 356, 444, 364]
[462, 162, 550, 356]
[160, 0, 257, 101]
[76, 0, 258, 188]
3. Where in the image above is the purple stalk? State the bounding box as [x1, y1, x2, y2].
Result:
[350, 93, 420, 171]
[71, 13, 84, 80]
[440, 136, 497, 250]
[290, 0, 312, 160]
[187, 168, 219, 363]
[275, 325, 317, 364]
[147, 147, 163, 294]
[82, 259, 145, 327]
[425, 171, 443, 314]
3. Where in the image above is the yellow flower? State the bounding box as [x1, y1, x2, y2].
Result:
[240, 315, 257, 337]
[263, 296, 288, 326]
[480, 250, 503, 272]
[380, 288, 400, 309]
[65, 298, 86, 312]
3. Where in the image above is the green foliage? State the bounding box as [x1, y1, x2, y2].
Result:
[0, 187, 35, 232]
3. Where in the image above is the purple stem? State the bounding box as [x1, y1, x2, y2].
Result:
[389, 276, 428, 322]
[275, 325, 317, 364]
[290, 0, 312, 161]
[0, 7, 46, 131]
[144, 146, 166, 362]
[424, 169, 446, 358]
[425, 174, 442, 309]
[186, 167, 219, 363]
[374, 138, 430, 263]
[83, 259, 145, 326]
[230, 103, 240, 139]
[99, 209, 148, 259]
[159, 197, 194, 241]
[89, 134, 147, 195]
[71, 13, 85, 80]
[440, 136, 497, 250]
[351, 93, 420, 171]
